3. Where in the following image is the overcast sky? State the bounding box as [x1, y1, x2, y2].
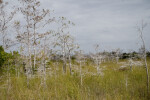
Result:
[7, 0, 150, 52]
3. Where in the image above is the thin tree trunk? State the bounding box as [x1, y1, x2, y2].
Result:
[2, 15, 6, 49]
[62, 43, 66, 73]
[144, 55, 149, 94]
[33, 17, 36, 71]
[140, 29, 149, 95]
[33, 46, 36, 71]
[80, 61, 82, 86]
[43, 37, 47, 88]
[27, 15, 32, 87]
[69, 53, 72, 75]
[96, 57, 99, 74]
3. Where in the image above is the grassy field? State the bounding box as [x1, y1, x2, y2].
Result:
[0, 58, 150, 100]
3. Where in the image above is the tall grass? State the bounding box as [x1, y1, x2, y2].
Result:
[0, 59, 150, 100]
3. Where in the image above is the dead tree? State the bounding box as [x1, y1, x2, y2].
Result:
[115, 48, 120, 64]
[92, 44, 102, 74]
[31, 0, 54, 70]
[55, 17, 75, 74]
[128, 50, 134, 71]
[66, 36, 79, 75]
[19, 0, 55, 71]
[38, 35, 53, 88]
[75, 50, 84, 86]
[137, 20, 149, 95]
[17, 0, 55, 76]
[0, 1, 16, 49]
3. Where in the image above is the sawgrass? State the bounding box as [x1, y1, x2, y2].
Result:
[0, 58, 150, 100]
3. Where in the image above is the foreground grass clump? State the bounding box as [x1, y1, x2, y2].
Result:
[0, 59, 150, 100]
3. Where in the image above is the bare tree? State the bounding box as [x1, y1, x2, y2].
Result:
[38, 34, 54, 88]
[66, 36, 79, 75]
[115, 48, 120, 64]
[14, 0, 55, 87]
[0, 1, 16, 49]
[75, 50, 84, 86]
[30, 0, 54, 70]
[15, 3, 33, 77]
[128, 50, 134, 71]
[137, 20, 149, 95]
[92, 44, 101, 74]
[55, 17, 75, 74]
[17, 0, 55, 73]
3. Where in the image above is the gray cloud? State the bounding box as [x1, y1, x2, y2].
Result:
[5, 0, 150, 52]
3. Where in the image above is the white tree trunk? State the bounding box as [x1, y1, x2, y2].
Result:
[80, 61, 82, 86]
[69, 53, 72, 75]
